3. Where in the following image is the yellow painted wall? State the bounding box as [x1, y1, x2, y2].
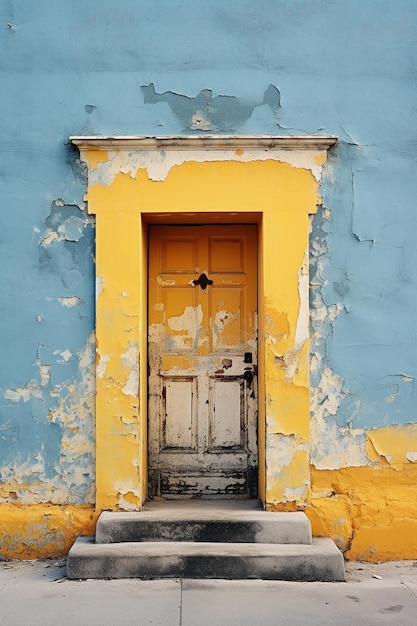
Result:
[0, 505, 98, 560]
[308, 463, 417, 562]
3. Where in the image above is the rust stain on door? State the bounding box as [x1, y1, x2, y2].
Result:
[148, 224, 258, 498]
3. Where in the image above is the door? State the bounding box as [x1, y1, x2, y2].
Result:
[148, 224, 258, 498]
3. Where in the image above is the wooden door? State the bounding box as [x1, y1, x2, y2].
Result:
[148, 225, 258, 498]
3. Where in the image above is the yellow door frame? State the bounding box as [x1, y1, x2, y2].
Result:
[71, 135, 336, 512]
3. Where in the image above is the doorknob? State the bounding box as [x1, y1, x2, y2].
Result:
[192, 273, 213, 290]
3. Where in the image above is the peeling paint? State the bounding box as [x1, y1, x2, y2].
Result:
[96, 353, 110, 379]
[367, 424, 417, 471]
[58, 296, 84, 308]
[1, 333, 95, 505]
[121, 342, 139, 397]
[141, 83, 281, 133]
[96, 276, 104, 296]
[167, 305, 203, 350]
[87, 145, 327, 186]
[310, 365, 368, 470]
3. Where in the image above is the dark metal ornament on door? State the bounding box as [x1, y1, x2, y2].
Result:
[192, 273, 213, 290]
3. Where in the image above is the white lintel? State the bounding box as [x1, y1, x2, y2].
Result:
[70, 135, 337, 152]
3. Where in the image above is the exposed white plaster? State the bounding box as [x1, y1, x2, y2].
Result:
[58, 296, 84, 308]
[39, 365, 51, 386]
[57, 349, 73, 362]
[96, 276, 104, 297]
[79, 332, 95, 369]
[168, 305, 203, 348]
[284, 253, 309, 383]
[265, 433, 307, 473]
[121, 342, 139, 397]
[285, 484, 308, 500]
[266, 433, 309, 502]
[310, 366, 368, 469]
[406, 452, 417, 463]
[213, 309, 239, 334]
[113, 482, 140, 511]
[191, 110, 212, 130]
[96, 353, 111, 379]
[4, 361, 49, 402]
[4, 387, 36, 402]
[86, 147, 327, 186]
[39, 230, 63, 246]
[148, 322, 165, 344]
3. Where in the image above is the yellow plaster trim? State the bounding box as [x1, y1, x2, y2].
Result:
[73, 137, 332, 510]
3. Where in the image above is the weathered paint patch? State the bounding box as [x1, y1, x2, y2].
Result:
[58, 296, 85, 308]
[0, 504, 98, 560]
[309, 199, 368, 469]
[141, 83, 281, 133]
[167, 304, 203, 350]
[265, 435, 309, 505]
[87, 145, 327, 186]
[310, 365, 368, 470]
[1, 333, 96, 505]
[121, 342, 140, 397]
[308, 464, 417, 562]
[367, 424, 417, 471]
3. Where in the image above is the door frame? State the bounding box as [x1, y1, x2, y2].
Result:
[70, 135, 337, 512]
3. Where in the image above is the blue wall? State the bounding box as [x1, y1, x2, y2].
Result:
[1, 0, 416, 500]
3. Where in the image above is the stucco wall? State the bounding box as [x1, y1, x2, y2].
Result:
[1, 1, 416, 560]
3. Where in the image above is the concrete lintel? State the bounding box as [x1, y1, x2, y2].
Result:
[70, 135, 337, 152]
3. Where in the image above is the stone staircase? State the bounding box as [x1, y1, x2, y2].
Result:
[67, 500, 345, 581]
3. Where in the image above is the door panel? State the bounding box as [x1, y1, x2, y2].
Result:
[209, 377, 244, 449]
[163, 377, 197, 450]
[148, 224, 258, 498]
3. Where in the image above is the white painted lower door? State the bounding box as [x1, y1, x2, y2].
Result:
[148, 225, 258, 498]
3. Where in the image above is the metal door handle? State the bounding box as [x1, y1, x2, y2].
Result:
[243, 368, 254, 386]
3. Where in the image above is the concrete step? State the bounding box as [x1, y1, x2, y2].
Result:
[96, 505, 312, 545]
[67, 536, 345, 581]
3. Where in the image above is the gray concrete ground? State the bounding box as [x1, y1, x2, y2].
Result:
[1, 558, 417, 625]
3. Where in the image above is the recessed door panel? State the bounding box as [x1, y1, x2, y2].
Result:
[162, 377, 197, 451]
[209, 377, 244, 450]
